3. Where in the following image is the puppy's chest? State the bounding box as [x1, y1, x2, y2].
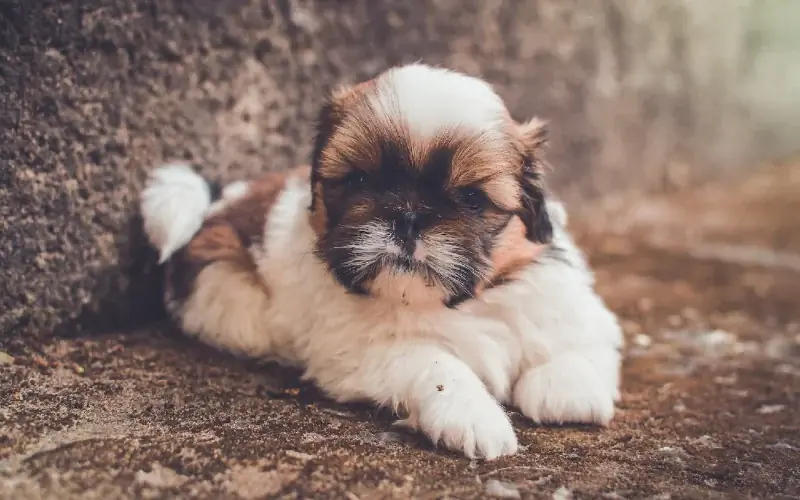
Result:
[260, 242, 529, 382]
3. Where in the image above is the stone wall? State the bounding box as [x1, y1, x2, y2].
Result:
[1, 0, 798, 339]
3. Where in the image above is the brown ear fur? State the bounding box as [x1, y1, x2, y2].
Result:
[477, 216, 545, 294]
[309, 94, 345, 233]
[308, 81, 375, 232]
[516, 117, 553, 244]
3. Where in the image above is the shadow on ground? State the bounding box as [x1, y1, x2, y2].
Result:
[1, 163, 799, 499]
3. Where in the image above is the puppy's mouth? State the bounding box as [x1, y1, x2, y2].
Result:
[382, 237, 430, 272]
[357, 242, 437, 286]
[328, 221, 486, 301]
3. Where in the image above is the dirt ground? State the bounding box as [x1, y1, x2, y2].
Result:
[1, 164, 798, 499]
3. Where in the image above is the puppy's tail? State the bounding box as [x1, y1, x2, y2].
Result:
[140, 162, 220, 264]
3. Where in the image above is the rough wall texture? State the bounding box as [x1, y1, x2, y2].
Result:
[1, 0, 798, 339]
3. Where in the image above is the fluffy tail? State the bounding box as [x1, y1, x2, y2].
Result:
[140, 162, 219, 264]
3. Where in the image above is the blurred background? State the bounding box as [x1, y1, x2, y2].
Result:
[1, 1, 798, 498]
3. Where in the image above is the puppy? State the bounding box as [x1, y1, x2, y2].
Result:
[140, 64, 623, 459]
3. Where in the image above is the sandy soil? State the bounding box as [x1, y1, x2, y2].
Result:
[1, 164, 798, 499]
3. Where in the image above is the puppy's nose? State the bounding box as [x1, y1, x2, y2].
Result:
[393, 211, 419, 253]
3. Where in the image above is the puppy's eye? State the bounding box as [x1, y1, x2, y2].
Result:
[459, 187, 487, 210]
[342, 170, 367, 188]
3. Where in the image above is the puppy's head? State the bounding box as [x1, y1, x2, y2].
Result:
[310, 64, 553, 307]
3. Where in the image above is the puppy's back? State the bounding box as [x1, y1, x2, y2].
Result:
[141, 163, 309, 356]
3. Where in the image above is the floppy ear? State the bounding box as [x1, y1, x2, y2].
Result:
[309, 82, 375, 233]
[516, 117, 553, 244]
[309, 82, 370, 204]
[310, 97, 344, 192]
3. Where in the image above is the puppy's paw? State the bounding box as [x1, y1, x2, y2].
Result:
[514, 352, 616, 426]
[404, 388, 518, 460]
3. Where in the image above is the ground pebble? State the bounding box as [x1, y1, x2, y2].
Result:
[0, 351, 14, 365]
[552, 486, 574, 499]
[484, 479, 521, 499]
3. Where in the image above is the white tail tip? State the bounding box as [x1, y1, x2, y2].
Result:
[140, 162, 213, 263]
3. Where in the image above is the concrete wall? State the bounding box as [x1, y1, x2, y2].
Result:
[1, 0, 798, 340]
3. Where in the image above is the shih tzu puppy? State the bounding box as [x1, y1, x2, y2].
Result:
[140, 64, 623, 459]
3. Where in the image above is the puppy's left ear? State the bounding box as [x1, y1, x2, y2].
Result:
[516, 117, 553, 244]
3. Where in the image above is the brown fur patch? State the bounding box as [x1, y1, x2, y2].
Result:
[204, 170, 295, 248]
[187, 224, 250, 264]
[434, 134, 522, 211]
[318, 110, 388, 179]
[312, 81, 387, 184]
[167, 168, 306, 307]
[479, 216, 544, 293]
[516, 117, 548, 157]
[310, 183, 328, 235]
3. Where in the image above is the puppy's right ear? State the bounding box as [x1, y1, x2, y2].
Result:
[515, 117, 553, 244]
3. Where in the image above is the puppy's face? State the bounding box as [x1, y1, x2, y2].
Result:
[310, 64, 553, 307]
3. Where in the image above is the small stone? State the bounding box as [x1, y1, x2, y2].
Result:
[756, 404, 785, 415]
[32, 355, 50, 368]
[0, 351, 14, 365]
[135, 463, 189, 488]
[633, 334, 652, 347]
[621, 319, 642, 335]
[764, 337, 792, 358]
[767, 442, 798, 450]
[321, 407, 354, 418]
[485, 479, 521, 499]
[376, 431, 402, 444]
[285, 450, 315, 461]
[714, 375, 736, 385]
[301, 432, 327, 443]
[657, 446, 685, 456]
[552, 486, 573, 500]
[775, 364, 798, 375]
[700, 329, 737, 346]
[689, 435, 718, 448]
[682, 307, 701, 322]
[667, 315, 683, 328]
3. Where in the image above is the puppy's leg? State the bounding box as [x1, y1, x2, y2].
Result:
[308, 342, 518, 460]
[514, 348, 620, 426]
[166, 228, 275, 357]
[512, 287, 622, 426]
[512, 201, 624, 426]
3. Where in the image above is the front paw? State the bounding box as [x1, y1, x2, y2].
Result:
[406, 388, 519, 460]
[514, 352, 617, 426]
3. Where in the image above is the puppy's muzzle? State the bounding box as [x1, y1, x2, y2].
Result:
[392, 211, 421, 256]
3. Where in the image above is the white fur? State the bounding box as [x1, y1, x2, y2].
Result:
[207, 180, 250, 216]
[336, 219, 486, 304]
[159, 176, 623, 460]
[142, 65, 624, 460]
[370, 64, 507, 141]
[140, 162, 212, 263]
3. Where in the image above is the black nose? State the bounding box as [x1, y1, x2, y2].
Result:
[393, 211, 419, 254]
